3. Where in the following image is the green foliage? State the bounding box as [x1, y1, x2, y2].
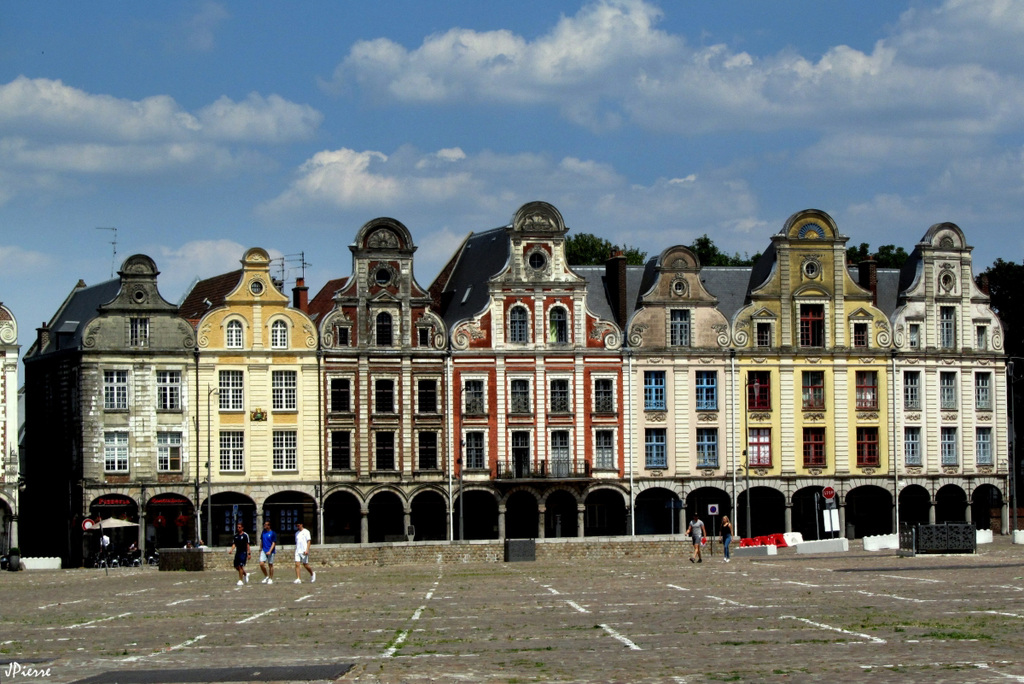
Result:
[845, 242, 909, 268]
[565, 233, 646, 265]
[687, 234, 759, 266]
[981, 258, 1024, 368]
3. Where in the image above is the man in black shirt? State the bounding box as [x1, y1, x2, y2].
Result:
[228, 522, 251, 586]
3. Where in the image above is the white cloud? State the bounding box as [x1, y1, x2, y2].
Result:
[0, 244, 51, 274]
[197, 93, 322, 143]
[182, 2, 230, 53]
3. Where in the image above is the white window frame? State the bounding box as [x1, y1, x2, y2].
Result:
[156, 370, 181, 411]
[270, 319, 288, 349]
[940, 427, 958, 466]
[157, 431, 182, 472]
[219, 431, 245, 471]
[272, 370, 297, 411]
[104, 369, 129, 410]
[226, 319, 244, 349]
[976, 427, 993, 466]
[104, 431, 129, 472]
[904, 426, 922, 466]
[129, 317, 149, 348]
[594, 429, 615, 470]
[272, 430, 297, 471]
[219, 370, 244, 411]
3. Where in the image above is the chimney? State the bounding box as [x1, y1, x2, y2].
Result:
[292, 277, 309, 312]
[37, 323, 50, 351]
[605, 250, 628, 328]
[858, 258, 878, 306]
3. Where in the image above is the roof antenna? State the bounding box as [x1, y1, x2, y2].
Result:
[96, 227, 117, 278]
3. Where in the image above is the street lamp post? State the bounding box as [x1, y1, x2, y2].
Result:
[743, 452, 751, 538]
[458, 438, 465, 542]
[206, 385, 218, 546]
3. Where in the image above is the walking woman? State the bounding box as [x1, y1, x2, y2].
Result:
[721, 515, 733, 563]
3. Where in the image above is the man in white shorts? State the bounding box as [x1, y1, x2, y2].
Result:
[293, 521, 315, 584]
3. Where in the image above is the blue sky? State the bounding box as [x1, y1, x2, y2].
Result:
[2, 1, 1023, 357]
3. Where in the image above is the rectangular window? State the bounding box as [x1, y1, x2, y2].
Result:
[594, 430, 614, 469]
[904, 371, 921, 410]
[375, 432, 395, 470]
[104, 431, 129, 472]
[375, 379, 395, 413]
[908, 323, 920, 348]
[272, 370, 297, 411]
[104, 370, 129, 410]
[272, 430, 297, 471]
[511, 431, 531, 477]
[975, 372, 992, 410]
[696, 428, 718, 468]
[748, 428, 771, 467]
[941, 427, 958, 466]
[219, 432, 244, 471]
[645, 428, 667, 469]
[417, 379, 438, 413]
[418, 432, 438, 470]
[157, 431, 182, 472]
[904, 427, 922, 466]
[800, 304, 825, 347]
[976, 325, 988, 350]
[129, 317, 149, 348]
[510, 379, 531, 414]
[465, 431, 485, 469]
[747, 371, 771, 410]
[550, 430, 570, 477]
[330, 378, 351, 413]
[940, 306, 956, 349]
[802, 371, 824, 410]
[670, 309, 690, 346]
[644, 371, 666, 411]
[856, 371, 878, 410]
[976, 427, 993, 466]
[594, 378, 614, 413]
[550, 379, 570, 413]
[853, 322, 868, 348]
[695, 371, 717, 411]
[940, 372, 958, 410]
[219, 370, 244, 411]
[756, 321, 772, 348]
[464, 380, 485, 415]
[418, 328, 429, 347]
[330, 431, 351, 470]
[156, 370, 181, 411]
[802, 427, 826, 467]
[334, 325, 349, 347]
[856, 427, 879, 467]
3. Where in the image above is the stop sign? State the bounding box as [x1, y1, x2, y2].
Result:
[822, 486, 836, 500]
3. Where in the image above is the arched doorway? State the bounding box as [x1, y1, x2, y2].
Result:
[635, 487, 681, 535]
[898, 484, 930, 526]
[263, 491, 317, 541]
[584, 489, 627, 536]
[0, 498, 13, 553]
[685, 487, 731, 538]
[971, 484, 1003, 532]
[410, 490, 447, 541]
[505, 490, 539, 539]
[845, 485, 893, 538]
[935, 484, 968, 524]
[367, 491, 405, 543]
[87, 494, 140, 559]
[146, 493, 195, 550]
[735, 486, 785, 538]
[323, 490, 361, 544]
[544, 490, 578, 538]
[791, 487, 827, 541]
[200, 492, 256, 547]
[456, 490, 499, 540]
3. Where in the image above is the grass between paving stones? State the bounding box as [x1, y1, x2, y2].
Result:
[849, 611, 998, 641]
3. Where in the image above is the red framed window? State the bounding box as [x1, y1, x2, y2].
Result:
[856, 427, 879, 467]
[855, 371, 878, 410]
[747, 371, 771, 410]
[802, 428, 826, 467]
[802, 371, 824, 410]
[800, 304, 825, 347]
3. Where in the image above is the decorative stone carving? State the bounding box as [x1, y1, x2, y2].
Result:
[856, 412, 879, 421]
[697, 413, 718, 423]
[646, 412, 667, 423]
[367, 229, 399, 249]
[748, 412, 771, 422]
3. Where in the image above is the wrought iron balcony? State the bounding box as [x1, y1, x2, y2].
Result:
[495, 459, 592, 480]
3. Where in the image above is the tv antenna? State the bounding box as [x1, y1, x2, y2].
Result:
[96, 227, 118, 278]
[276, 251, 312, 283]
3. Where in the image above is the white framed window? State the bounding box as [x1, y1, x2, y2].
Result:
[940, 307, 956, 349]
[976, 325, 988, 350]
[508, 305, 529, 344]
[272, 430, 297, 471]
[550, 430, 570, 477]
[755, 321, 772, 348]
[976, 427, 993, 466]
[272, 370, 297, 411]
[129, 317, 149, 348]
[465, 431, 485, 469]
[550, 378, 571, 413]
[510, 378, 531, 414]
[940, 372, 958, 410]
[270, 320, 288, 349]
[670, 309, 691, 346]
[226, 320, 243, 349]
[104, 370, 129, 410]
[594, 430, 614, 469]
[908, 323, 920, 348]
[219, 432, 245, 471]
[904, 426, 922, 466]
[975, 372, 992, 410]
[104, 431, 129, 472]
[219, 370, 244, 411]
[594, 378, 615, 413]
[157, 432, 182, 472]
[464, 379, 485, 414]
[548, 307, 568, 344]
[941, 427, 958, 466]
[157, 370, 181, 410]
[904, 371, 921, 410]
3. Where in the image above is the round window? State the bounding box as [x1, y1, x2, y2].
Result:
[939, 272, 955, 291]
[803, 260, 820, 279]
[250, 280, 264, 296]
[375, 268, 391, 285]
[528, 252, 546, 270]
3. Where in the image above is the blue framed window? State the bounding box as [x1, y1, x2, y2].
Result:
[696, 428, 718, 468]
[645, 428, 667, 469]
[695, 371, 717, 410]
[644, 371, 666, 411]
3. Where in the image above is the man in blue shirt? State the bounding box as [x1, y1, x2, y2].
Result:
[259, 520, 277, 585]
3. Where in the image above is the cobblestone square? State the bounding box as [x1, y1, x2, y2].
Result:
[2, 539, 1024, 683]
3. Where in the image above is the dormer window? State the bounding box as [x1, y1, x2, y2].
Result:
[226, 320, 243, 349]
[129, 317, 149, 348]
[270, 320, 288, 349]
[376, 312, 393, 346]
[529, 252, 546, 270]
[799, 304, 824, 347]
[508, 306, 529, 344]
[549, 308, 568, 344]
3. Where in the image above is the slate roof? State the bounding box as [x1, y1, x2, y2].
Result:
[27, 278, 121, 356]
[178, 270, 242, 325]
[700, 267, 756, 322]
[437, 227, 510, 329]
[307, 277, 349, 324]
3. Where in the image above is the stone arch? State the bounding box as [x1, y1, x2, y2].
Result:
[146, 492, 195, 549]
[367, 489, 406, 543]
[323, 488, 362, 544]
[410, 488, 448, 541]
[634, 486, 682, 535]
[845, 484, 893, 538]
[735, 485, 785, 539]
[583, 485, 629, 537]
[199, 491, 256, 546]
[505, 488, 541, 539]
[456, 486, 500, 541]
[970, 483, 1003, 531]
[791, 485, 826, 541]
[935, 483, 968, 524]
[544, 488, 579, 538]
[684, 486, 731, 536]
[262, 490, 318, 540]
[899, 483, 931, 526]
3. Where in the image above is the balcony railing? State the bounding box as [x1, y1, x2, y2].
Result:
[496, 459, 592, 479]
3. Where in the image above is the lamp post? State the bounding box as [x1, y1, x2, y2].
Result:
[743, 452, 751, 538]
[458, 438, 465, 542]
[206, 385, 218, 546]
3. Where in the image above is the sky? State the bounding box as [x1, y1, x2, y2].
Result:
[2, 0, 1023, 363]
